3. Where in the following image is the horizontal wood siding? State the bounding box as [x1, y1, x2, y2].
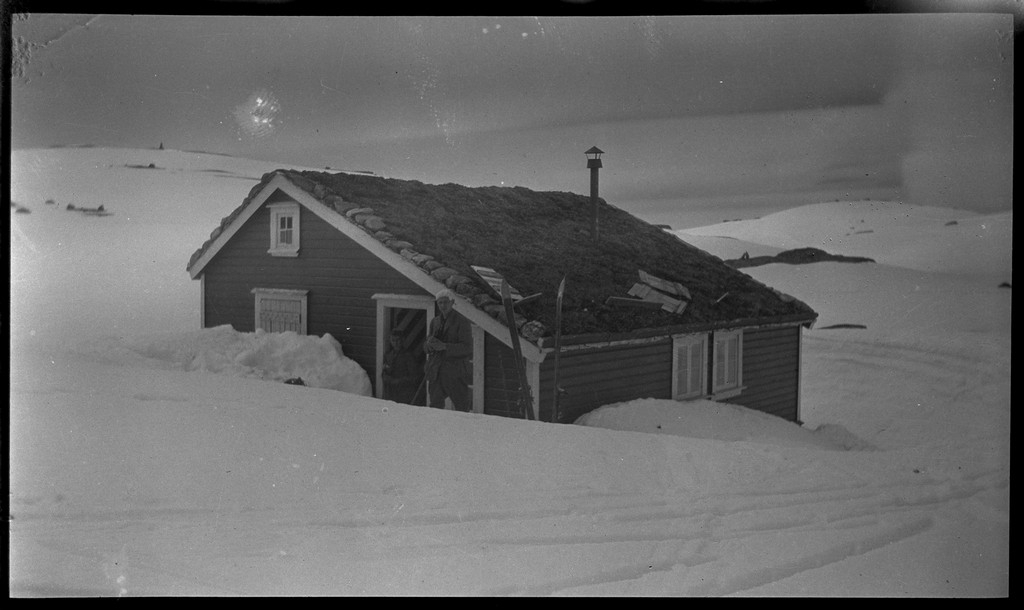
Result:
[731, 326, 801, 421]
[202, 193, 427, 392]
[483, 334, 527, 419]
[540, 338, 672, 423]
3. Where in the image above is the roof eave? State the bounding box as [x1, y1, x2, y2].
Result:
[537, 312, 819, 349]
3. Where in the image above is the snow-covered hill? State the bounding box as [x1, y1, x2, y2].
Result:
[9, 147, 329, 350]
[678, 200, 1011, 279]
[9, 148, 1010, 596]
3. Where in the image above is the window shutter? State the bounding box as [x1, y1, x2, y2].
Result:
[675, 342, 690, 396]
[688, 341, 703, 396]
[259, 297, 302, 333]
[726, 335, 738, 385]
[713, 332, 741, 392]
[673, 335, 706, 400]
[715, 338, 727, 386]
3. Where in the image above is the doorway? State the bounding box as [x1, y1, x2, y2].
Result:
[373, 294, 434, 405]
[385, 307, 427, 405]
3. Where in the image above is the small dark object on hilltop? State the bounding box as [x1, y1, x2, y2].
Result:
[945, 220, 958, 226]
[283, 377, 306, 386]
[999, 282, 1011, 289]
[727, 247, 874, 269]
[819, 323, 867, 329]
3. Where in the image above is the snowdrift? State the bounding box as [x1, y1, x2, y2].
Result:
[10, 147, 1010, 596]
[73, 325, 373, 395]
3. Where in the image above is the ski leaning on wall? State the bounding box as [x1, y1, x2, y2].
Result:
[551, 276, 566, 423]
[500, 280, 534, 420]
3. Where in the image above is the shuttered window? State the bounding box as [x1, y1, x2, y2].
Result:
[252, 288, 308, 334]
[712, 330, 742, 395]
[672, 334, 707, 400]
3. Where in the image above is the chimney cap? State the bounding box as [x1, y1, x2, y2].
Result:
[585, 146, 604, 156]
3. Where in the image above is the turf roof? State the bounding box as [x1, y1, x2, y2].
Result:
[190, 169, 817, 338]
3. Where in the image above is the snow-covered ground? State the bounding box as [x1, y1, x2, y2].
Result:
[9, 148, 1010, 596]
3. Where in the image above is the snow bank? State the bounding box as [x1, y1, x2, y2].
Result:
[72, 325, 373, 396]
[10, 147, 1010, 596]
[678, 200, 1012, 279]
[575, 398, 874, 451]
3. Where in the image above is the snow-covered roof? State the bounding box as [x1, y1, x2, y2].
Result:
[187, 170, 817, 342]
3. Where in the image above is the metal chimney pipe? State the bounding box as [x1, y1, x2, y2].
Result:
[585, 147, 603, 241]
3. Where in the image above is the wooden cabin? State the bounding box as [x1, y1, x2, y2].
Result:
[187, 170, 818, 423]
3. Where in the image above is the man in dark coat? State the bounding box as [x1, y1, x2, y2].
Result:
[383, 329, 421, 404]
[425, 289, 473, 412]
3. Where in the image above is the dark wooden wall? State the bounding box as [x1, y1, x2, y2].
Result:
[482, 333, 528, 419]
[535, 325, 802, 424]
[729, 325, 801, 421]
[539, 338, 673, 423]
[201, 191, 427, 392]
[200, 191, 803, 422]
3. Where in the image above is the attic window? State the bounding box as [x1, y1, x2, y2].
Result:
[268, 202, 300, 256]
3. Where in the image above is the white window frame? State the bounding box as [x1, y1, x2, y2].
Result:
[672, 333, 708, 400]
[711, 329, 744, 399]
[268, 202, 300, 256]
[252, 288, 308, 334]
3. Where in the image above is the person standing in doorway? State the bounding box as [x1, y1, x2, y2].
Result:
[383, 329, 420, 405]
[425, 289, 473, 412]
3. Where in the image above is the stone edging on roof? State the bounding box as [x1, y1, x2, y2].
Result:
[187, 170, 547, 342]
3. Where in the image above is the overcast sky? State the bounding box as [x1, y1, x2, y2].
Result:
[10, 12, 1014, 225]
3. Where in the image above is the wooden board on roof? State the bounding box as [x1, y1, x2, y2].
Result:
[605, 296, 664, 310]
[628, 283, 688, 314]
[471, 265, 540, 305]
[638, 270, 691, 301]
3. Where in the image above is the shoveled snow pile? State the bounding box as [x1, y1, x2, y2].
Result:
[71, 325, 372, 395]
[576, 398, 875, 451]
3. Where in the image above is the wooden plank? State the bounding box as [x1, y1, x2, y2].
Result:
[743, 351, 800, 370]
[743, 343, 799, 360]
[743, 326, 799, 341]
[639, 270, 691, 300]
[557, 368, 672, 391]
[627, 283, 687, 314]
[605, 296, 663, 310]
[733, 382, 797, 406]
[472, 265, 525, 301]
[738, 375, 797, 396]
[514, 293, 543, 308]
[557, 363, 671, 388]
[552, 340, 670, 366]
[744, 333, 799, 349]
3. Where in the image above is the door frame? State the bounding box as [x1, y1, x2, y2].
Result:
[372, 293, 484, 413]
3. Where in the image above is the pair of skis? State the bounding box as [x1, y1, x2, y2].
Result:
[499, 277, 565, 422]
